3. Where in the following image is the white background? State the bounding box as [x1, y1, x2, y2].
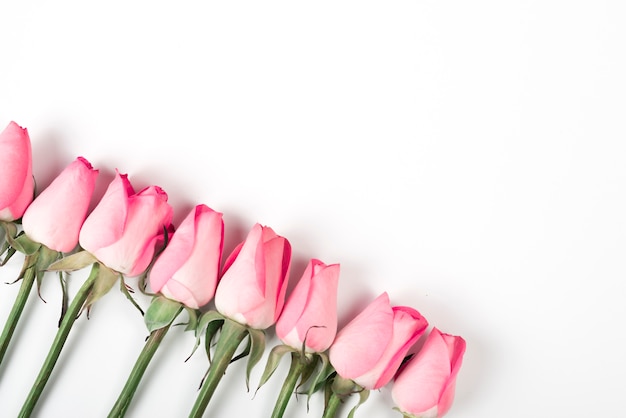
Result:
[1, 1, 625, 417]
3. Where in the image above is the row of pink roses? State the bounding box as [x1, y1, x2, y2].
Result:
[0, 120, 465, 418]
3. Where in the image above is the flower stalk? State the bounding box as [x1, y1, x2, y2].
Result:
[321, 375, 368, 418]
[108, 323, 174, 417]
[0, 241, 60, 370]
[188, 317, 251, 418]
[271, 352, 307, 418]
[0, 260, 35, 367]
[18, 262, 100, 418]
[322, 391, 343, 418]
[108, 295, 184, 417]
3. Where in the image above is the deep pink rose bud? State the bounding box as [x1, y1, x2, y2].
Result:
[391, 328, 466, 418]
[0, 121, 34, 221]
[79, 171, 173, 277]
[214, 223, 291, 330]
[328, 292, 428, 390]
[149, 204, 224, 309]
[22, 157, 99, 253]
[275, 259, 339, 353]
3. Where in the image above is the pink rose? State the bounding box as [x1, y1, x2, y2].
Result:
[328, 292, 428, 390]
[391, 328, 466, 418]
[214, 223, 291, 329]
[149, 204, 224, 309]
[21, 157, 98, 253]
[78, 171, 173, 277]
[275, 259, 339, 353]
[0, 121, 34, 221]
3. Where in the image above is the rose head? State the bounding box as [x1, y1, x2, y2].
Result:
[391, 328, 466, 418]
[328, 292, 428, 390]
[275, 259, 339, 353]
[0, 121, 34, 221]
[149, 204, 224, 309]
[22, 157, 98, 253]
[78, 170, 173, 277]
[214, 223, 291, 330]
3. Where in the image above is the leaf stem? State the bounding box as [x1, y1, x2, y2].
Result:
[107, 320, 177, 418]
[0, 258, 35, 368]
[188, 318, 248, 418]
[271, 352, 307, 418]
[18, 263, 99, 418]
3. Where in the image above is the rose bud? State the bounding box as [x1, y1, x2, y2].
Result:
[79, 170, 173, 277]
[0, 121, 34, 221]
[149, 204, 224, 309]
[214, 223, 291, 330]
[391, 328, 466, 418]
[22, 157, 98, 252]
[275, 259, 340, 353]
[329, 292, 428, 390]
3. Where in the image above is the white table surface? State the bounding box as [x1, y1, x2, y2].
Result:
[1, 1, 625, 417]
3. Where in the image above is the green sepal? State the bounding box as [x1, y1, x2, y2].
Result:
[81, 263, 119, 317]
[0, 222, 18, 265]
[119, 277, 145, 316]
[182, 306, 199, 332]
[185, 310, 225, 363]
[326, 375, 368, 418]
[256, 344, 296, 392]
[0, 245, 17, 266]
[298, 353, 318, 391]
[322, 374, 370, 418]
[245, 327, 265, 391]
[34, 245, 61, 302]
[57, 270, 68, 327]
[7, 253, 36, 285]
[9, 233, 41, 255]
[392, 407, 417, 418]
[310, 360, 336, 397]
[144, 295, 183, 333]
[47, 250, 97, 272]
[331, 374, 357, 396]
[304, 352, 333, 406]
[346, 388, 369, 418]
[230, 336, 251, 364]
[35, 245, 60, 277]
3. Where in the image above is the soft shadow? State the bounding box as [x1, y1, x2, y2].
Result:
[31, 128, 72, 193]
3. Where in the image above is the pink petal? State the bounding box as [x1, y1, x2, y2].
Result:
[0, 121, 33, 221]
[22, 157, 98, 252]
[160, 206, 224, 308]
[292, 262, 339, 352]
[369, 306, 428, 389]
[79, 171, 131, 252]
[329, 293, 393, 380]
[149, 206, 199, 293]
[391, 328, 466, 417]
[276, 259, 315, 340]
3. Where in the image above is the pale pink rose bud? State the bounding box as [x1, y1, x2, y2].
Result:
[149, 204, 224, 309]
[79, 171, 173, 277]
[275, 259, 339, 353]
[328, 292, 428, 390]
[214, 223, 291, 330]
[391, 328, 466, 418]
[0, 121, 34, 221]
[22, 157, 98, 252]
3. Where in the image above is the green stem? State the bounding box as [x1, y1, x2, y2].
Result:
[0, 259, 35, 368]
[271, 352, 306, 418]
[322, 391, 343, 418]
[18, 263, 99, 418]
[107, 320, 177, 418]
[188, 318, 248, 418]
